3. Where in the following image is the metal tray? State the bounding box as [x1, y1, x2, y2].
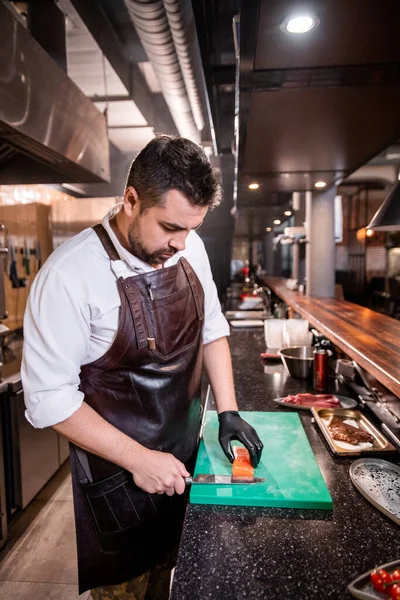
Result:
[311, 408, 397, 455]
[348, 559, 400, 600]
[273, 395, 358, 411]
[349, 459, 400, 526]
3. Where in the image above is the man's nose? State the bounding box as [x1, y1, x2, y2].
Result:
[169, 234, 186, 252]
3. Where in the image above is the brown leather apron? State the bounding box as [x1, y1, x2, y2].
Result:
[69, 224, 204, 593]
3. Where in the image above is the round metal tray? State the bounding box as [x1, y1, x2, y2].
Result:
[349, 458, 400, 525]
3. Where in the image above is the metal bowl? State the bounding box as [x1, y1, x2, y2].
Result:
[279, 346, 314, 378]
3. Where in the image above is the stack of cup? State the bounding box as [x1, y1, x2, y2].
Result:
[283, 319, 312, 346]
[264, 319, 285, 350]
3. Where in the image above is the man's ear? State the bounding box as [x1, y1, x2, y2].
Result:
[124, 186, 140, 217]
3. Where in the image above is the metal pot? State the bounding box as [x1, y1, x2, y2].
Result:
[279, 346, 314, 378]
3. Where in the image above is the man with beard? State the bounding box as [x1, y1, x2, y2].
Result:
[22, 135, 263, 599]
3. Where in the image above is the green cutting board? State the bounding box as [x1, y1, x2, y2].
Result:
[190, 411, 332, 509]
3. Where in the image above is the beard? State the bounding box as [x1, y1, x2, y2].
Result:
[127, 217, 177, 265]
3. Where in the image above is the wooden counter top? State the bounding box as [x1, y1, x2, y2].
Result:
[262, 277, 400, 398]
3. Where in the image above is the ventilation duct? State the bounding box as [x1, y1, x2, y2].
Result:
[0, 3, 109, 184]
[124, 0, 204, 143]
[164, 0, 205, 132]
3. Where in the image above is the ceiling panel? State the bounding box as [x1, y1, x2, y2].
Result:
[94, 101, 147, 127]
[108, 127, 154, 152]
[255, 0, 400, 70]
[63, 0, 128, 98]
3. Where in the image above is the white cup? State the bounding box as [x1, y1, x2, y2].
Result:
[264, 319, 285, 349]
[284, 319, 310, 346]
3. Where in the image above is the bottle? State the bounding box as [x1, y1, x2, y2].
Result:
[314, 347, 328, 392]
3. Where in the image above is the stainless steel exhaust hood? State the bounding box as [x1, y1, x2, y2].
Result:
[0, 3, 110, 184]
[367, 179, 400, 231]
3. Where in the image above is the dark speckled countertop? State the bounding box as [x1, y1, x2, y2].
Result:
[170, 328, 400, 600]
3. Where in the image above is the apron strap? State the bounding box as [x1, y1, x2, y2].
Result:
[180, 258, 204, 321]
[93, 224, 148, 349]
[93, 223, 120, 261]
[120, 279, 148, 349]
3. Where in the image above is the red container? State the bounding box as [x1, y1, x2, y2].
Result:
[314, 348, 328, 392]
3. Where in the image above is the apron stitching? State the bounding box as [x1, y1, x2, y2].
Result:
[123, 285, 147, 348]
[122, 485, 141, 522]
[143, 310, 154, 340]
[155, 309, 167, 354]
[104, 495, 121, 530]
[150, 329, 201, 361]
[83, 490, 102, 533]
[180, 258, 204, 321]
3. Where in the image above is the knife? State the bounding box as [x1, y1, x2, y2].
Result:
[199, 384, 210, 440]
[185, 474, 265, 485]
[352, 360, 400, 423]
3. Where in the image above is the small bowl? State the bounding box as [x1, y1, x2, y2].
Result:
[279, 346, 314, 378]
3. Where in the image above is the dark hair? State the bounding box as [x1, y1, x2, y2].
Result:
[126, 135, 221, 212]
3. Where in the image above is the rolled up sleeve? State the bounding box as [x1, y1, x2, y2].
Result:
[22, 265, 90, 429]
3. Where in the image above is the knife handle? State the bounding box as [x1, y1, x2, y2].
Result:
[184, 477, 193, 486]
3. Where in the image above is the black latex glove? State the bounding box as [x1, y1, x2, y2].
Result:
[218, 411, 263, 468]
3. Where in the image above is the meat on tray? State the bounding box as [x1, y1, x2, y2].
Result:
[327, 417, 374, 445]
[281, 393, 341, 408]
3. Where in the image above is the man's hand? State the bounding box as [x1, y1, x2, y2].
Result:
[130, 448, 190, 496]
[218, 411, 263, 468]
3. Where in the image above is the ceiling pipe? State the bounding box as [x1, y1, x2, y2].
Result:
[124, 0, 202, 143]
[164, 0, 205, 132]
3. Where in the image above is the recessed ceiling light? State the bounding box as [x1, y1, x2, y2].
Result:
[266, 227, 272, 232]
[249, 183, 259, 190]
[284, 210, 292, 216]
[315, 181, 327, 188]
[273, 219, 281, 225]
[281, 14, 319, 35]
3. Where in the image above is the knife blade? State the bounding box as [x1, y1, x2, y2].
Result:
[185, 474, 265, 485]
[199, 384, 210, 440]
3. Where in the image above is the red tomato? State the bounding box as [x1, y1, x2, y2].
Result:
[390, 584, 400, 600]
[392, 569, 400, 584]
[371, 569, 392, 594]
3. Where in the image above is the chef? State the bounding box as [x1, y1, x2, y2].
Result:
[22, 135, 263, 599]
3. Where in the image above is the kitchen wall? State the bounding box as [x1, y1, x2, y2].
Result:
[0, 185, 118, 329]
[0, 203, 52, 329]
[52, 196, 118, 248]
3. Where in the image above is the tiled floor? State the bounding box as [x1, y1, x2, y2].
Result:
[0, 463, 90, 599]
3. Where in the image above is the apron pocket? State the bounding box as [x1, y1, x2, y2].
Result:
[80, 470, 158, 554]
[144, 286, 200, 359]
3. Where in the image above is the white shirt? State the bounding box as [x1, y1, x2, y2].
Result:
[22, 203, 229, 429]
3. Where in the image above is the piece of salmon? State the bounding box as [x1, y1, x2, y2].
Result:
[232, 446, 254, 479]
